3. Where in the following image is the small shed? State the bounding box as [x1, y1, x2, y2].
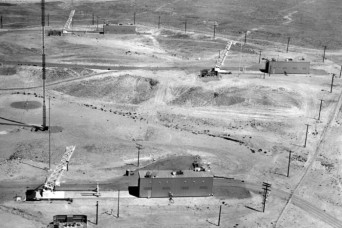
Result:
[265, 60, 310, 74]
[138, 170, 214, 198]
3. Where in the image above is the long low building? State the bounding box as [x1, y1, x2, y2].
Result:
[138, 170, 213, 198]
[265, 60, 310, 74]
[103, 24, 136, 34]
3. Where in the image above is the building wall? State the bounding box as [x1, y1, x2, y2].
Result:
[139, 176, 213, 198]
[103, 25, 136, 34]
[266, 61, 310, 74]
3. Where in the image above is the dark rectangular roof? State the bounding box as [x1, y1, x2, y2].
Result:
[138, 170, 213, 179]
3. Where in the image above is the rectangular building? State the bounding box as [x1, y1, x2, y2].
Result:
[103, 24, 136, 34]
[138, 170, 213, 198]
[265, 60, 310, 74]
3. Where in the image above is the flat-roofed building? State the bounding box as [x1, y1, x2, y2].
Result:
[265, 60, 310, 74]
[103, 24, 136, 34]
[138, 170, 214, 198]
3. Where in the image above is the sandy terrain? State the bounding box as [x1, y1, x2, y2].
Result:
[1, 0, 342, 228]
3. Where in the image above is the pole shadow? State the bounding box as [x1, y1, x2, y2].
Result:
[206, 219, 218, 226]
[245, 205, 262, 212]
[21, 160, 48, 171]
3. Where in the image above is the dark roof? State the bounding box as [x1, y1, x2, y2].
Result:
[138, 170, 213, 179]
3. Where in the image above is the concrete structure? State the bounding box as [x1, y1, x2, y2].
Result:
[138, 170, 214, 198]
[265, 60, 310, 74]
[48, 215, 87, 228]
[103, 24, 136, 34]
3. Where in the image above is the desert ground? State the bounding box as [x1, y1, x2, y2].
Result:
[0, 0, 342, 227]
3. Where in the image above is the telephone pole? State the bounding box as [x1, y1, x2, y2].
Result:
[304, 124, 310, 148]
[318, 99, 324, 120]
[136, 143, 143, 167]
[158, 16, 160, 29]
[217, 205, 222, 226]
[323, 46, 327, 63]
[287, 150, 292, 177]
[1, 15, 2, 29]
[117, 190, 120, 218]
[213, 24, 216, 39]
[262, 182, 271, 212]
[92, 13, 94, 25]
[41, 0, 47, 130]
[286, 37, 291, 53]
[330, 74, 335, 93]
[48, 96, 51, 169]
[95, 201, 99, 225]
[244, 31, 247, 45]
[47, 14, 49, 26]
[133, 12, 136, 25]
[259, 50, 262, 63]
[184, 20, 187, 33]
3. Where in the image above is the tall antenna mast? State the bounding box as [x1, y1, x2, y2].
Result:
[41, 0, 47, 130]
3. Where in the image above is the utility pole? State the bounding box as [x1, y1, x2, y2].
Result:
[48, 96, 51, 170]
[286, 37, 290, 53]
[330, 74, 335, 93]
[258, 50, 262, 63]
[41, 0, 47, 130]
[158, 16, 160, 29]
[340, 65, 342, 78]
[96, 201, 99, 225]
[213, 24, 216, 39]
[92, 13, 94, 25]
[184, 20, 187, 34]
[217, 205, 222, 226]
[244, 31, 247, 45]
[96, 16, 99, 31]
[323, 46, 327, 63]
[318, 99, 324, 120]
[262, 182, 271, 212]
[287, 150, 292, 177]
[1, 15, 2, 29]
[133, 12, 136, 25]
[117, 190, 120, 218]
[136, 143, 143, 167]
[47, 14, 49, 26]
[304, 124, 310, 148]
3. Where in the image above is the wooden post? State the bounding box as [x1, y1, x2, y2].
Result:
[92, 13, 94, 25]
[1, 15, 2, 29]
[47, 14, 49, 26]
[304, 124, 310, 148]
[286, 37, 290, 53]
[318, 99, 324, 120]
[340, 65, 342, 78]
[323, 46, 327, 63]
[287, 150, 292, 177]
[259, 50, 262, 63]
[158, 16, 160, 29]
[137, 148, 140, 167]
[134, 12, 136, 25]
[218, 205, 222, 226]
[213, 24, 216, 39]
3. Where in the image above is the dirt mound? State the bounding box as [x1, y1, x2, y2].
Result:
[171, 86, 302, 108]
[55, 75, 159, 104]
